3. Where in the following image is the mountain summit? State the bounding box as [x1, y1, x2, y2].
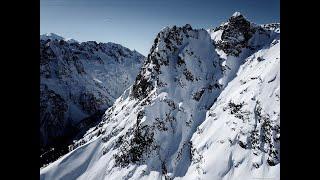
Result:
[40, 14, 280, 180]
[40, 33, 64, 41]
[232, 11, 242, 17]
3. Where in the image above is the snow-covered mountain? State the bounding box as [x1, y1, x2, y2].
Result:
[40, 35, 145, 166]
[40, 12, 280, 180]
[40, 33, 79, 43]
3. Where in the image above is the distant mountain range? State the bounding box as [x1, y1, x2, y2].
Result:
[40, 35, 145, 166]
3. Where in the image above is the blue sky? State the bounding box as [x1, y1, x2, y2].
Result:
[41, 0, 279, 56]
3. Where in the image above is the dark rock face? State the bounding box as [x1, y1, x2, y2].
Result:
[40, 84, 68, 148]
[262, 23, 280, 32]
[78, 92, 106, 114]
[114, 121, 155, 167]
[214, 15, 256, 56]
[40, 37, 144, 167]
[132, 73, 154, 100]
[212, 15, 279, 58]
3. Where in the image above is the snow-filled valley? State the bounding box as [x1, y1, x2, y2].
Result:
[40, 12, 280, 180]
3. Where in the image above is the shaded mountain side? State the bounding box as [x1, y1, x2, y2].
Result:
[40, 36, 145, 167]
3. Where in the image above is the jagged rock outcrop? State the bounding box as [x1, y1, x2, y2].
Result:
[208, 12, 277, 58]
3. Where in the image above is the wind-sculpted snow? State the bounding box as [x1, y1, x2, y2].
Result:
[41, 13, 280, 180]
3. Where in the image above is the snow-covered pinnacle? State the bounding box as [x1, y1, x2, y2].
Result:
[65, 38, 79, 43]
[232, 11, 242, 17]
[228, 11, 249, 23]
[105, 24, 223, 175]
[40, 33, 79, 43]
[132, 24, 222, 100]
[208, 12, 279, 57]
[40, 33, 64, 41]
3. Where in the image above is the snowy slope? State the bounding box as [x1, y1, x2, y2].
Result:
[183, 39, 280, 180]
[40, 13, 280, 180]
[40, 36, 145, 166]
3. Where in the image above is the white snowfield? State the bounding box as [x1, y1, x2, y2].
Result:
[41, 13, 280, 180]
